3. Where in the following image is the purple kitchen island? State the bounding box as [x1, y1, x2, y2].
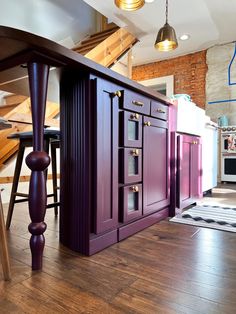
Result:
[0, 26, 172, 269]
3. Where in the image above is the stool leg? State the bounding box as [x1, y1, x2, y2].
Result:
[6, 144, 25, 230]
[51, 142, 58, 216]
[0, 192, 11, 280]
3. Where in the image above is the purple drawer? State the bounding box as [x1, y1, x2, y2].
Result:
[120, 111, 142, 148]
[120, 148, 142, 184]
[120, 90, 150, 115]
[151, 101, 168, 120]
[120, 184, 142, 223]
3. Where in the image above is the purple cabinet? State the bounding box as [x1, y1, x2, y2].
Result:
[60, 73, 170, 256]
[177, 134, 202, 210]
[143, 116, 170, 214]
[95, 78, 119, 234]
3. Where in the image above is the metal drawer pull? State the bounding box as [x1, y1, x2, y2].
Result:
[192, 141, 198, 144]
[130, 113, 139, 120]
[144, 121, 151, 127]
[132, 100, 144, 107]
[131, 149, 139, 156]
[112, 90, 122, 98]
[157, 108, 165, 114]
[131, 185, 139, 192]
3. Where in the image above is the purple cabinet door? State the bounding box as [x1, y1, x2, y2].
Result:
[177, 135, 191, 209]
[95, 78, 119, 234]
[143, 116, 170, 214]
[191, 137, 202, 199]
[177, 134, 202, 210]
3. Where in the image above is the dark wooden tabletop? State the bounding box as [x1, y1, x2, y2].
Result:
[0, 25, 172, 105]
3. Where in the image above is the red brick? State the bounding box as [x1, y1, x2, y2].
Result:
[132, 50, 207, 109]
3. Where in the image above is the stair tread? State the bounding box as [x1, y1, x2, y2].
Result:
[73, 28, 119, 52]
[89, 26, 119, 38]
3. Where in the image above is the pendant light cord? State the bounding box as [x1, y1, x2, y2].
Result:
[166, 0, 168, 24]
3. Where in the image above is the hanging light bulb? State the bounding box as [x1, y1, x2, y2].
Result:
[115, 0, 145, 11]
[154, 0, 178, 51]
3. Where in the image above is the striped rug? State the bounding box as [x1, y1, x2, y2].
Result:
[170, 205, 236, 232]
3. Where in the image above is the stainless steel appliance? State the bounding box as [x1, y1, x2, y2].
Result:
[221, 126, 236, 182]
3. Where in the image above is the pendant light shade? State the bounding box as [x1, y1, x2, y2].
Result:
[154, 22, 178, 51]
[154, 0, 178, 51]
[115, 0, 145, 11]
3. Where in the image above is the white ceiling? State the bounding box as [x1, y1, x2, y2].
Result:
[0, 0, 97, 47]
[83, 0, 236, 65]
[0, 0, 236, 66]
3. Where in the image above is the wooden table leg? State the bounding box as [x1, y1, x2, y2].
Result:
[26, 62, 50, 270]
[0, 192, 11, 280]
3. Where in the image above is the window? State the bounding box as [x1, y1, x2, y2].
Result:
[139, 75, 174, 98]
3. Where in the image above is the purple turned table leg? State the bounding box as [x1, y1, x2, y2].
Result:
[26, 62, 50, 270]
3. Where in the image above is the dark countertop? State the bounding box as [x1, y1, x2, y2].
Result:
[0, 25, 172, 105]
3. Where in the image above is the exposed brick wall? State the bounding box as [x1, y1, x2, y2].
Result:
[132, 50, 207, 109]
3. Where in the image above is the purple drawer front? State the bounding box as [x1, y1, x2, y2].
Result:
[120, 184, 142, 223]
[151, 101, 168, 120]
[120, 111, 142, 148]
[120, 148, 142, 184]
[121, 90, 150, 115]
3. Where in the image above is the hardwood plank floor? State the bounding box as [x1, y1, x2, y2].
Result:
[1, 186, 236, 313]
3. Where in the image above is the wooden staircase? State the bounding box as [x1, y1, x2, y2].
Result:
[0, 26, 137, 171]
[73, 27, 138, 67]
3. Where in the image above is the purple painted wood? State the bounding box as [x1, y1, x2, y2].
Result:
[60, 75, 120, 255]
[120, 148, 142, 184]
[120, 184, 142, 223]
[120, 89, 151, 115]
[169, 103, 178, 217]
[121, 111, 142, 148]
[191, 137, 203, 199]
[177, 134, 202, 210]
[60, 73, 91, 255]
[26, 62, 50, 270]
[118, 207, 169, 241]
[95, 78, 119, 234]
[151, 101, 168, 121]
[89, 229, 117, 255]
[143, 116, 170, 215]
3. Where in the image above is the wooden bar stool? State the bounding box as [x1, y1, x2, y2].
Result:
[0, 189, 11, 280]
[6, 129, 60, 230]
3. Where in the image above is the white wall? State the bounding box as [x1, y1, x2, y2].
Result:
[111, 61, 129, 77]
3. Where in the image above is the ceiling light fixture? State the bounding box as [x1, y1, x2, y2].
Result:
[115, 0, 145, 11]
[154, 0, 178, 51]
[179, 34, 190, 41]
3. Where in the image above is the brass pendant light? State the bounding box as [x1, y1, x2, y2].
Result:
[154, 0, 178, 51]
[115, 0, 145, 11]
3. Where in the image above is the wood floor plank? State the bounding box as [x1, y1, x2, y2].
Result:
[21, 272, 123, 313]
[1, 190, 236, 313]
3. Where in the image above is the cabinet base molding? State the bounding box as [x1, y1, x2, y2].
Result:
[89, 229, 118, 256]
[118, 208, 169, 241]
